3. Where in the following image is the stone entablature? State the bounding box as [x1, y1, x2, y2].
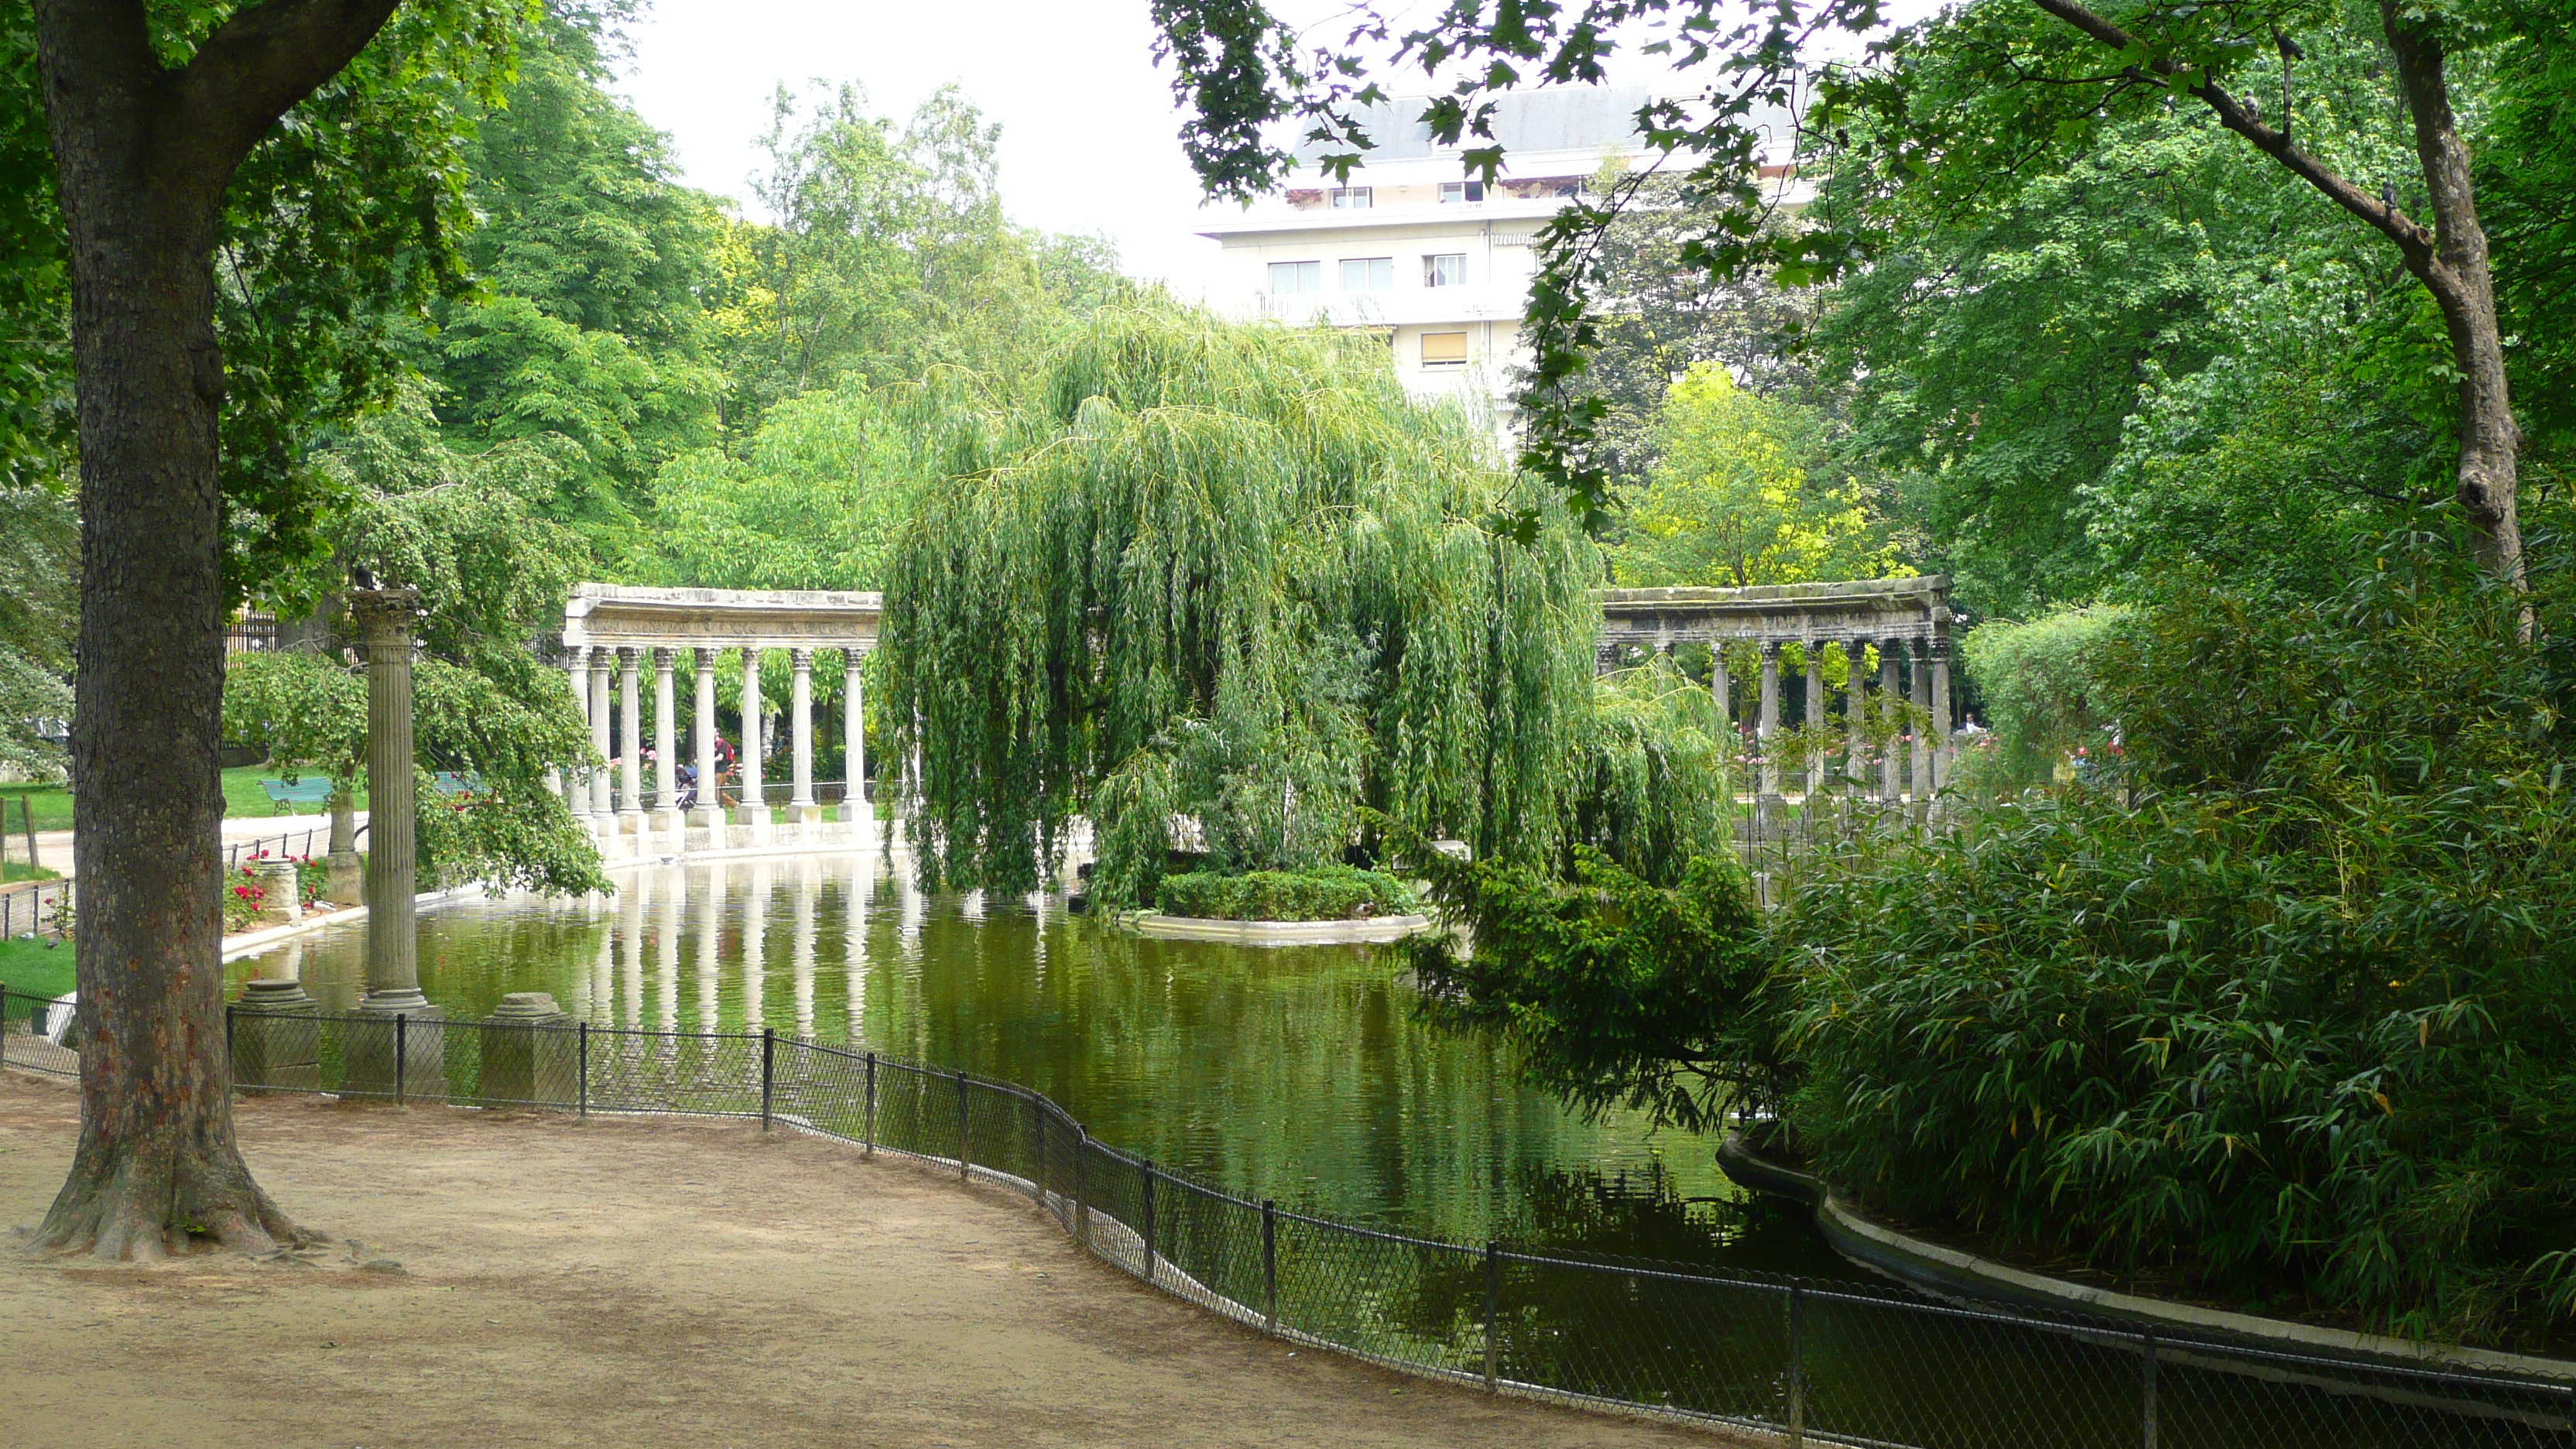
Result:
[1598, 575, 1951, 650]
[560, 584, 886, 653]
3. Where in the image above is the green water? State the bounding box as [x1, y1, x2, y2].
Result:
[229, 851, 1852, 1276]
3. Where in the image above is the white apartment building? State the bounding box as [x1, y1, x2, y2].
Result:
[1195, 86, 1656, 443]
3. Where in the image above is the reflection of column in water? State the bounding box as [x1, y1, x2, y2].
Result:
[742, 861, 771, 1029]
[656, 863, 682, 1033]
[844, 853, 872, 1043]
[589, 920, 614, 1024]
[619, 866, 646, 1028]
[697, 861, 724, 1032]
[962, 889, 984, 922]
[792, 855, 817, 1040]
[1028, 890, 1046, 978]
[898, 859, 923, 964]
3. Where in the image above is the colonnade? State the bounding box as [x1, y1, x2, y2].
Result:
[1598, 576, 1956, 803]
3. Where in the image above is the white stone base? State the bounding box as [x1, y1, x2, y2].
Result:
[1124, 913, 1434, 946]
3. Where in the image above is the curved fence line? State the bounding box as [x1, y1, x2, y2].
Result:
[0, 988, 2567, 1449]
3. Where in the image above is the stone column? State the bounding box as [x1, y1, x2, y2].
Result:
[618, 647, 644, 832]
[694, 647, 724, 841]
[653, 647, 679, 835]
[349, 585, 444, 1099]
[1930, 638, 1955, 792]
[1756, 640, 1783, 799]
[588, 649, 614, 823]
[738, 644, 769, 838]
[1879, 637, 1903, 801]
[1803, 641, 1828, 799]
[1845, 642, 1871, 800]
[844, 645, 868, 843]
[231, 944, 320, 1094]
[1908, 639, 1934, 803]
[481, 992, 575, 1107]
[562, 645, 591, 817]
[1710, 643, 1732, 724]
[788, 647, 819, 826]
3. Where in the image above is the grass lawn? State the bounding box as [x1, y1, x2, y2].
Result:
[0, 862, 57, 884]
[0, 937, 75, 1000]
[0, 766, 368, 833]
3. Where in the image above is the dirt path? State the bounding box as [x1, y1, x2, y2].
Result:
[0, 1074, 1742, 1448]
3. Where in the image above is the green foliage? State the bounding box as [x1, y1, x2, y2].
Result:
[1954, 607, 2129, 796]
[1155, 865, 1417, 921]
[638, 385, 927, 591]
[1782, 529, 2576, 1341]
[1611, 364, 1895, 589]
[1560, 661, 1736, 886]
[1396, 838, 1782, 1135]
[882, 307, 1602, 900]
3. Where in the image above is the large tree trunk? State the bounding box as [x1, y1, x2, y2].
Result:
[31, 91, 300, 1263]
[26, 0, 406, 1259]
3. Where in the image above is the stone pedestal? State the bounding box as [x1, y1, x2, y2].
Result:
[231, 979, 320, 1093]
[324, 848, 362, 905]
[479, 992, 577, 1107]
[342, 998, 448, 1103]
[254, 860, 303, 924]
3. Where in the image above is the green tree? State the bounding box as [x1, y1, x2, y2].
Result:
[26, 0, 518, 1261]
[1150, 0, 2537, 579]
[1611, 364, 1893, 589]
[0, 481, 72, 777]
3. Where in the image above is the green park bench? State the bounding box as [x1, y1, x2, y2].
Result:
[430, 772, 481, 796]
[256, 778, 334, 813]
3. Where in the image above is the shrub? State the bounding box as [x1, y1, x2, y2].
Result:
[1954, 605, 2128, 796]
[1783, 530, 2576, 1343]
[1155, 865, 1418, 921]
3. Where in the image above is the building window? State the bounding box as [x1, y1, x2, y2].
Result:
[1420, 331, 1468, 368]
[1423, 253, 1467, 288]
[1329, 187, 1373, 210]
[1340, 257, 1393, 291]
[1267, 260, 1322, 294]
[1437, 181, 1485, 204]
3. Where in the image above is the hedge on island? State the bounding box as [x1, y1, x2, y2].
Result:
[1156, 865, 1418, 923]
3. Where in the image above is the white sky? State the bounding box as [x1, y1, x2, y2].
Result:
[619, 0, 1930, 300]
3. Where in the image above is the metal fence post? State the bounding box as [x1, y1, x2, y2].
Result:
[1786, 1285, 1806, 1447]
[577, 1020, 588, 1118]
[761, 1027, 776, 1130]
[862, 1051, 877, 1156]
[1262, 1198, 1279, 1334]
[955, 1070, 971, 1181]
[1482, 1241, 1500, 1392]
[224, 1001, 235, 1072]
[395, 1013, 408, 1107]
[2139, 1330, 2159, 1449]
[1029, 1093, 1045, 1204]
[1074, 1127, 1089, 1249]
[1141, 1158, 1159, 1284]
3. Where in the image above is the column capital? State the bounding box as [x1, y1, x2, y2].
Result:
[617, 644, 641, 665]
[349, 584, 425, 639]
[790, 646, 814, 668]
[694, 644, 719, 670]
[564, 641, 591, 666]
[1759, 639, 1781, 659]
[653, 645, 677, 669]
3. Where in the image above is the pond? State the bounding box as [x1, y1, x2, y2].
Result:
[228, 851, 1859, 1280]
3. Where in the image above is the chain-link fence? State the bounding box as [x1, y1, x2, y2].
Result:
[2, 985, 2567, 1447]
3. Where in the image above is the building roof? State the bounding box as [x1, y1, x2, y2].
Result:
[1290, 86, 1654, 166]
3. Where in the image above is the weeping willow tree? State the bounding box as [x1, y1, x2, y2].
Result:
[880, 307, 1633, 903]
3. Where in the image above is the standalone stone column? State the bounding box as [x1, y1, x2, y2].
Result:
[1803, 642, 1828, 798]
[694, 647, 725, 842]
[738, 644, 769, 838]
[1756, 641, 1783, 800]
[1930, 639, 1955, 792]
[844, 645, 868, 841]
[349, 585, 444, 1100]
[1845, 642, 1871, 800]
[788, 647, 819, 826]
[588, 649, 614, 823]
[618, 647, 645, 832]
[563, 645, 591, 817]
[1879, 637, 1903, 801]
[653, 647, 679, 835]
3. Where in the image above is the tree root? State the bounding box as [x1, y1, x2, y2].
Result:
[26, 1128, 312, 1262]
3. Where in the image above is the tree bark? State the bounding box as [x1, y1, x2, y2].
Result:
[29, 0, 402, 1259]
[2030, 0, 2523, 580]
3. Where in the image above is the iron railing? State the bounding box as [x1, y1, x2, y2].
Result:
[0, 985, 2565, 1448]
[0, 878, 70, 942]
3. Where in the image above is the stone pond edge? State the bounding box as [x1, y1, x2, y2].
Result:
[1118, 912, 1435, 945]
[1716, 1131, 2576, 1383]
